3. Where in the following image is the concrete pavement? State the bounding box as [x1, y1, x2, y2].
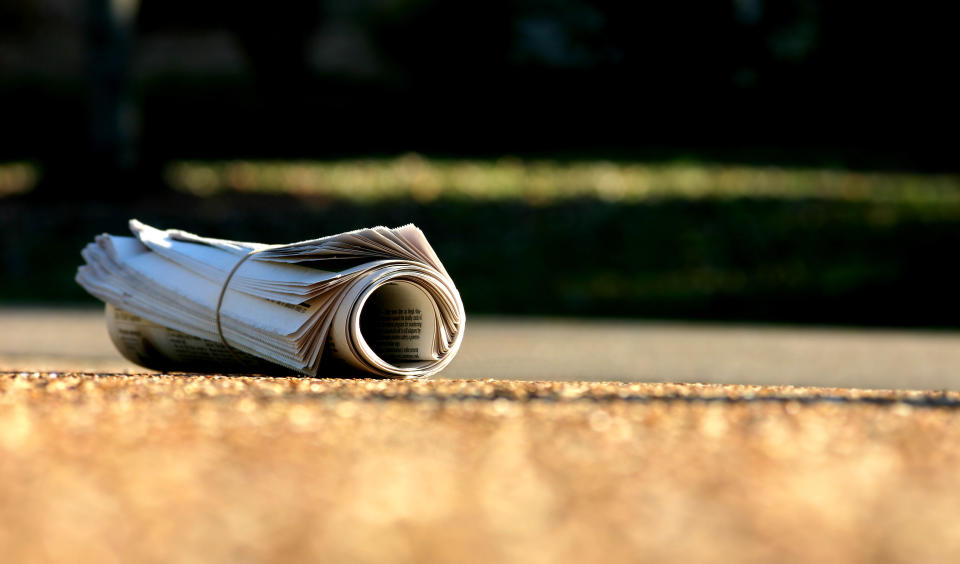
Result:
[5, 307, 960, 563]
[4, 373, 960, 563]
[2, 306, 959, 389]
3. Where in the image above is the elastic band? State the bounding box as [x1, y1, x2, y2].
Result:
[215, 247, 271, 364]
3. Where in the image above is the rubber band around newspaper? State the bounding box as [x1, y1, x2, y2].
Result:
[214, 246, 278, 365]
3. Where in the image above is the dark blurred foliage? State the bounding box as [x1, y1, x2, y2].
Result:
[2, 193, 959, 327]
[2, 0, 959, 326]
[1, 0, 958, 185]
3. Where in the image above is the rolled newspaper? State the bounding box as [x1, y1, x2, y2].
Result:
[76, 220, 466, 378]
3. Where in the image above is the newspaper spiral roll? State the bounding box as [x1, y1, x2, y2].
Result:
[79, 220, 466, 378]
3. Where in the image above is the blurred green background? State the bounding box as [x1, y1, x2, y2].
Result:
[1, 0, 958, 326]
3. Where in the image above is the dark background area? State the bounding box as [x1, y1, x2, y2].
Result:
[3, 0, 958, 174]
[1, 0, 958, 326]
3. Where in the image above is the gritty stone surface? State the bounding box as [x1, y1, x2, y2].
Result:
[3, 372, 960, 563]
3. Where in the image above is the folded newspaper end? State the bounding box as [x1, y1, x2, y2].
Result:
[357, 282, 438, 364]
[83, 220, 465, 378]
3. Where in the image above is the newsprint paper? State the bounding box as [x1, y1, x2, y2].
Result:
[76, 220, 466, 378]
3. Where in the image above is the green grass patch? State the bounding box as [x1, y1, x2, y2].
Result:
[4, 157, 960, 327]
[166, 155, 960, 206]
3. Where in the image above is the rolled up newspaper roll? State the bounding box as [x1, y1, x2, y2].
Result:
[76, 220, 466, 378]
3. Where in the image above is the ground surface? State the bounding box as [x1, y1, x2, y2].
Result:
[3, 308, 960, 563]
[3, 307, 960, 389]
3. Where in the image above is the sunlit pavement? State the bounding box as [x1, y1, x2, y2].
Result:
[4, 307, 960, 562]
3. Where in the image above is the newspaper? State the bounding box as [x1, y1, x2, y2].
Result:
[76, 220, 466, 378]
